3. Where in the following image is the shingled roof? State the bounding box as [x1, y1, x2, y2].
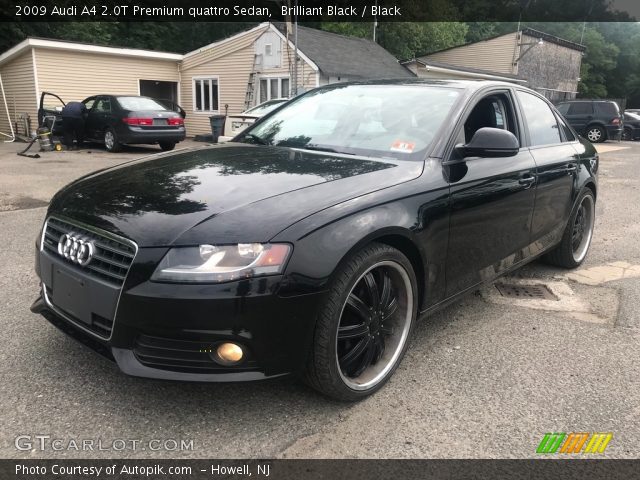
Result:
[273, 23, 414, 79]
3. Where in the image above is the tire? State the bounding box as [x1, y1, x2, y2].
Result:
[622, 127, 632, 141]
[586, 125, 606, 143]
[544, 190, 596, 269]
[159, 142, 176, 151]
[104, 128, 121, 152]
[304, 243, 418, 401]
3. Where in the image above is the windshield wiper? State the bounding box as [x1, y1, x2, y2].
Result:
[296, 145, 355, 155]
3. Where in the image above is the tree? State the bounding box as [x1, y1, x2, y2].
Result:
[320, 22, 468, 59]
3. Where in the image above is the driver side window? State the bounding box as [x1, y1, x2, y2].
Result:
[464, 94, 515, 143]
[452, 92, 519, 153]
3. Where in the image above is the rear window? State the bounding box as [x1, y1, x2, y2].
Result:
[117, 96, 168, 111]
[595, 102, 620, 116]
[556, 103, 570, 115]
[567, 102, 593, 115]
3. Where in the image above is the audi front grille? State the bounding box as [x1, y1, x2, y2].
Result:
[42, 217, 136, 287]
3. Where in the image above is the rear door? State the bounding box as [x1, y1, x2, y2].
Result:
[444, 88, 538, 296]
[515, 90, 578, 254]
[564, 102, 593, 135]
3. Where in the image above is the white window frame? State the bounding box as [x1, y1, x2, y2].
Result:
[257, 75, 290, 104]
[264, 43, 273, 56]
[192, 76, 220, 114]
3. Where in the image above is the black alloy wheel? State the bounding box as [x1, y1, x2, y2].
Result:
[305, 243, 417, 401]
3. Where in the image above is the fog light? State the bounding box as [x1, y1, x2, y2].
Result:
[216, 342, 244, 365]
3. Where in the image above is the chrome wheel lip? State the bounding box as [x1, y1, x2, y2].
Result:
[335, 260, 413, 391]
[572, 194, 595, 263]
[587, 128, 602, 142]
[104, 131, 115, 150]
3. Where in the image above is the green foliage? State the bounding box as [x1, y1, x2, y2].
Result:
[321, 22, 468, 59]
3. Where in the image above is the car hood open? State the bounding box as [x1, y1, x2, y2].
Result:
[49, 144, 423, 246]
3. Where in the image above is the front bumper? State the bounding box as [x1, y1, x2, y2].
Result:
[33, 245, 323, 382]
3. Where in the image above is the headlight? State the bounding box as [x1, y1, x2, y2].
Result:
[151, 243, 291, 283]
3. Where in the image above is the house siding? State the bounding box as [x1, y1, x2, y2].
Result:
[422, 32, 518, 75]
[35, 48, 179, 102]
[0, 51, 37, 136]
[516, 32, 582, 101]
[180, 25, 317, 136]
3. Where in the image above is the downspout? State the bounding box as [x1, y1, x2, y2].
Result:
[0, 73, 16, 142]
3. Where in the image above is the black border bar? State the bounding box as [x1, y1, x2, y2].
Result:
[4, 459, 640, 480]
[1, 0, 639, 22]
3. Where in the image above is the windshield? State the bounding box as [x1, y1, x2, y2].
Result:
[117, 96, 168, 111]
[626, 112, 640, 121]
[237, 84, 461, 159]
[245, 100, 286, 115]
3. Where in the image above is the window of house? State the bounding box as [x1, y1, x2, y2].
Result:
[193, 78, 219, 112]
[259, 77, 290, 104]
[265, 43, 273, 56]
[516, 90, 561, 146]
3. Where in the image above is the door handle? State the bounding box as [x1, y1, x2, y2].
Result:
[518, 175, 536, 187]
[565, 164, 577, 173]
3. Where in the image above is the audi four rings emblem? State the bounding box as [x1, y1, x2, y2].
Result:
[57, 233, 95, 266]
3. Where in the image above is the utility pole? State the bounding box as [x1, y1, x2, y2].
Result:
[373, 0, 378, 42]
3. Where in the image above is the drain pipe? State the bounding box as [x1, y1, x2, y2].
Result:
[0, 73, 15, 142]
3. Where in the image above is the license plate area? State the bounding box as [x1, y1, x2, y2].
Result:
[153, 118, 168, 126]
[52, 267, 92, 325]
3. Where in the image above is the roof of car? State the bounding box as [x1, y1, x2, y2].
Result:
[557, 99, 618, 104]
[316, 78, 525, 91]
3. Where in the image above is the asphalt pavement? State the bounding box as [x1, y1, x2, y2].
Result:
[0, 139, 638, 459]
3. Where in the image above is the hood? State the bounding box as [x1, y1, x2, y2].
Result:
[50, 144, 423, 246]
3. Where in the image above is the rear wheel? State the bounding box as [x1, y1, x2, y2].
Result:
[104, 128, 121, 152]
[304, 243, 417, 401]
[159, 142, 176, 151]
[622, 127, 633, 141]
[586, 125, 606, 143]
[544, 190, 596, 268]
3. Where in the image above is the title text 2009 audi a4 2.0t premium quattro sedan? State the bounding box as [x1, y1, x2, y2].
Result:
[32, 80, 598, 401]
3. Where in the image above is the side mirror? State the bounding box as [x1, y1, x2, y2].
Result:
[457, 127, 519, 158]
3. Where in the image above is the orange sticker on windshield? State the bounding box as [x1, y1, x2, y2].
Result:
[390, 140, 415, 153]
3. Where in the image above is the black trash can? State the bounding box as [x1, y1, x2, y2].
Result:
[209, 115, 226, 143]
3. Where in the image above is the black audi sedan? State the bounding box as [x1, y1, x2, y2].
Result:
[32, 80, 598, 401]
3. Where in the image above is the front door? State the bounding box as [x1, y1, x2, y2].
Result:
[445, 90, 538, 297]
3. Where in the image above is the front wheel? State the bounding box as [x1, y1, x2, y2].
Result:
[104, 128, 121, 152]
[304, 243, 418, 401]
[586, 125, 606, 143]
[544, 190, 596, 268]
[622, 127, 633, 141]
